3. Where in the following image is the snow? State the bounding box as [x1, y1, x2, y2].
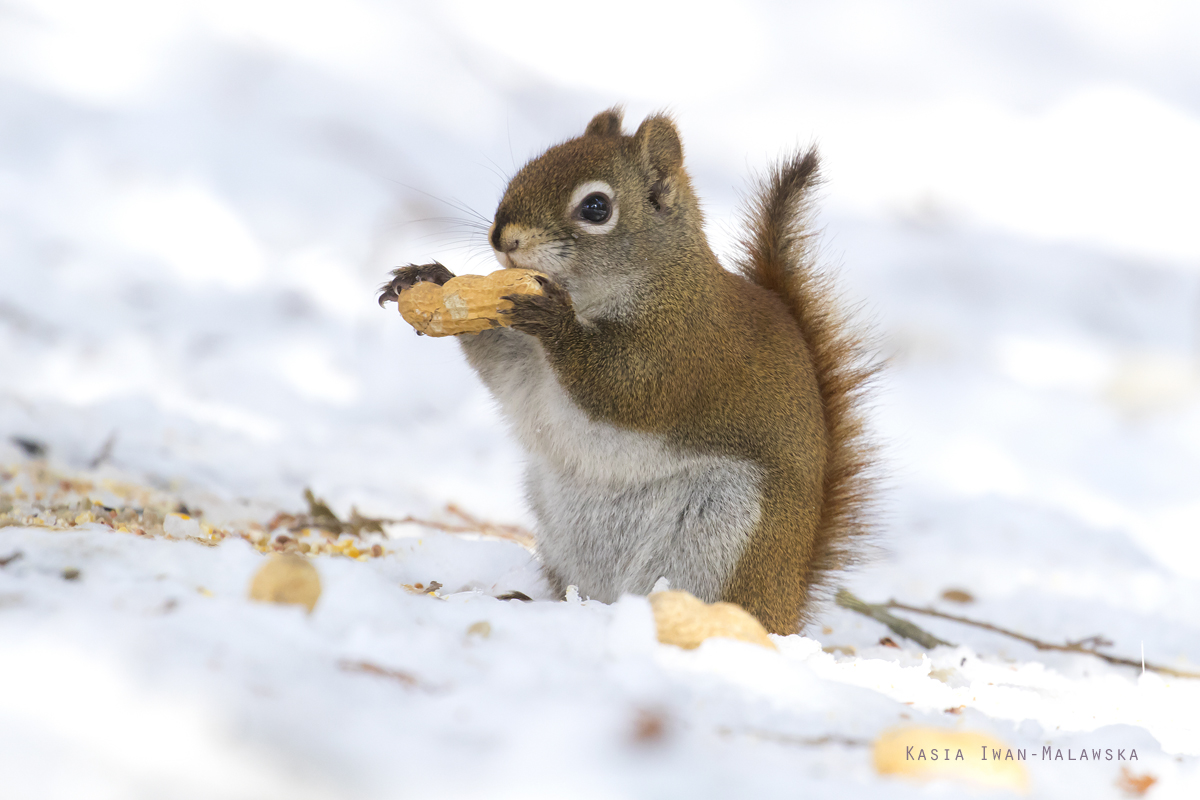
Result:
[2, 1, 1199, 797]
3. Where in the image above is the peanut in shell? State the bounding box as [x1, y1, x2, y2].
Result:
[649, 590, 776, 650]
[873, 727, 1029, 792]
[396, 268, 544, 337]
[248, 553, 321, 612]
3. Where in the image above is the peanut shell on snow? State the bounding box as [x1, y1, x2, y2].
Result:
[649, 590, 776, 650]
[249, 553, 321, 612]
[873, 727, 1028, 792]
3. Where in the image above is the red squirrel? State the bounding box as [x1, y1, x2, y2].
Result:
[381, 109, 875, 633]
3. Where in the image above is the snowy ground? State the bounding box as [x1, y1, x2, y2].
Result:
[2, 1, 1199, 797]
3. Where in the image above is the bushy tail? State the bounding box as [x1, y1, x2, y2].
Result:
[734, 149, 878, 611]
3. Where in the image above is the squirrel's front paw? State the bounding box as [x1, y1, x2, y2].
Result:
[501, 276, 573, 338]
[377, 262, 456, 307]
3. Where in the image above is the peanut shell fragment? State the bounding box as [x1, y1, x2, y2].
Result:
[649, 590, 776, 650]
[396, 268, 544, 337]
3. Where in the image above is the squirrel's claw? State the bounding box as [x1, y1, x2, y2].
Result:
[501, 278, 573, 339]
[377, 262, 456, 307]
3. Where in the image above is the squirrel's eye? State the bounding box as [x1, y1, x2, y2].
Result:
[567, 181, 618, 233]
[578, 193, 612, 224]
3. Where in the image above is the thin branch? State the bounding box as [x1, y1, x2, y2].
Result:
[883, 600, 1200, 680]
[338, 659, 431, 690]
[835, 590, 953, 649]
[718, 727, 870, 748]
[444, 503, 535, 548]
[388, 504, 535, 549]
[275, 491, 535, 549]
[88, 431, 117, 469]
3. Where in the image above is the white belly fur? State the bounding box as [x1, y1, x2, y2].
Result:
[460, 328, 761, 602]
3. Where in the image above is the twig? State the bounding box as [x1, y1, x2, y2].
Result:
[10, 436, 46, 459]
[883, 600, 1200, 680]
[338, 659, 420, 687]
[835, 590, 953, 649]
[282, 490, 536, 549]
[88, 431, 117, 469]
[387, 504, 536, 549]
[718, 727, 870, 748]
[445, 503, 535, 548]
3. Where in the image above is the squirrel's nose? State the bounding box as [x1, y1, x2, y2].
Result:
[491, 229, 521, 254]
[489, 213, 513, 252]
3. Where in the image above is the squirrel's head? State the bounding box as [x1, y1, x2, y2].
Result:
[490, 108, 705, 315]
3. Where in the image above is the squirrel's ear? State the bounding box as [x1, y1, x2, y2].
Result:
[634, 114, 684, 208]
[584, 108, 624, 137]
